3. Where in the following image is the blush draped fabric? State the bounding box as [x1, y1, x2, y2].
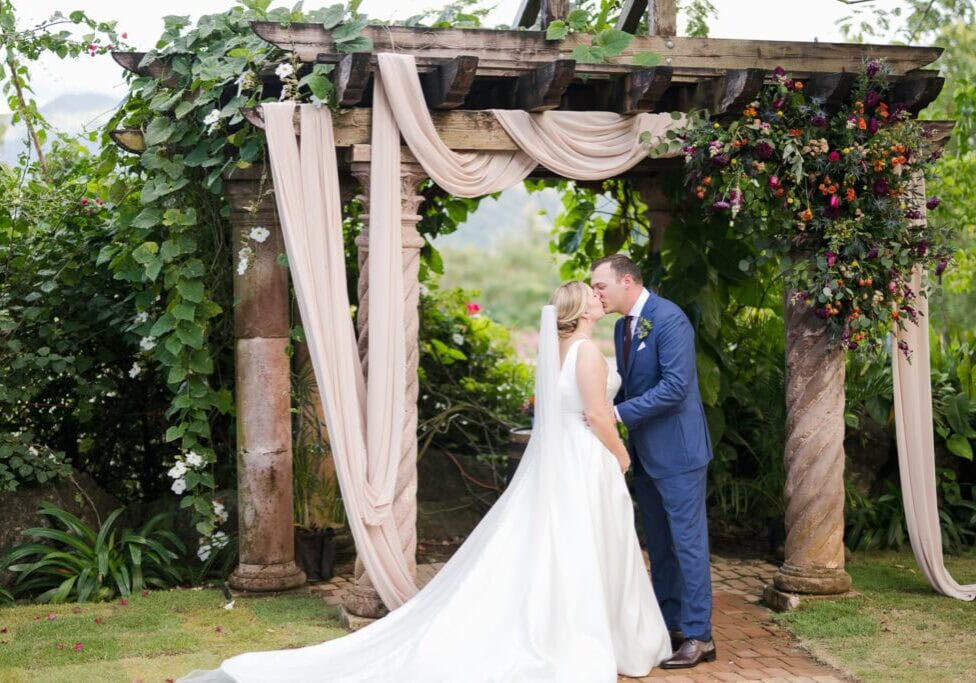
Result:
[892, 268, 976, 601]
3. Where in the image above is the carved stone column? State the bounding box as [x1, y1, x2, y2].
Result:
[341, 147, 427, 623]
[767, 290, 852, 606]
[226, 165, 306, 592]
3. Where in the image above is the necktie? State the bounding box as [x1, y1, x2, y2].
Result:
[623, 315, 634, 368]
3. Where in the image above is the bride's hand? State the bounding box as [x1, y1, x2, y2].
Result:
[618, 455, 630, 474]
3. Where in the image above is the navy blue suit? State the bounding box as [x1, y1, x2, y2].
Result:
[614, 289, 714, 641]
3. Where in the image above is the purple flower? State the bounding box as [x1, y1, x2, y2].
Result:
[712, 154, 729, 167]
[865, 90, 880, 107]
[811, 113, 828, 128]
[916, 241, 929, 257]
[829, 195, 841, 210]
[868, 118, 880, 135]
[826, 205, 841, 219]
[926, 196, 940, 210]
[848, 341, 859, 350]
[866, 59, 880, 77]
[815, 308, 831, 319]
[825, 251, 838, 267]
[866, 246, 879, 259]
[936, 259, 949, 277]
[874, 179, 889, 196]
[773, 97, 785, 110]
[713, 200, 732, 210]
[755, 141, 775, 160]
[905, 209, 922, 220]
[773, 66, 786, 78]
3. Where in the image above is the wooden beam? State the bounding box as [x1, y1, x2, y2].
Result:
[514, 0, 541, 28]
[616, 0, 649, 33]
[802, 72, 857, 110]
[613, 66, 673, 114]
[111, 51, 183, 88]
[514, 59, 576, 111]
[250, 23, 942, 78]
[109, 129, 146, 154]
[650, 0, 677, 38]
[892, 73, 945, 115]
[420, 55, 479, 109]
[540, 0, 569, 29]
[333, 52, 372, 106]
[691, 68, 765, 116]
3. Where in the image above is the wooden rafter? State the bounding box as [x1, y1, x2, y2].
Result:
[514, 59, 576, 111]
[612, 66, 673, 114]
[420, 55, 479, 109]
[333, 52, 372, 106]
[513, 0, 541, 28]
[250, 23, 942, 78]
[893, 72, 945, 115]
[802, 72, 857, 110]
[615, 0, 649, 33]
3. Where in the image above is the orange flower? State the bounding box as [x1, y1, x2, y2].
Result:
[794, 81, 804, 90]
[703, 176, 713, 186]
[799, 208, 813, 222]
[742, 106, 757, 118]
[891, 310, 901, 321]
[854, 101, 865, 114]
[846, 188, 857, 202]
[788, 128, 803, 136]
[878, 102, 889, 119]
[858, 117, 867, 130]
[892, 155, 907, 166]
[874, 159, 886, 172]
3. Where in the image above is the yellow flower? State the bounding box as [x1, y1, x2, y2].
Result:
[713, 123, 721, 129]
[776, 111, 784, 118]
[843, 147, 851, 154]
[730, 158, 738, 165]
[787, 197, 794, 204]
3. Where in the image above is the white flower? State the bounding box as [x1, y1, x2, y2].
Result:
[168, 461, 188, 479]
[822, 287, 833, 298]
[197, 544, 212, 562]
[212, 530, 229, 549]
[249, 226, 271, 243]
[237, 246, 253, 276]
[203, 109, 221, 126]
[275, 62, 294, 79]
[223, 600, 235, 610]
[28, 446, 39, 457]
[451, 333, 464, 346]
[185, 450, 204, 468]
[171, 477, 187, 494]
[133, 311, 148, 325]
[128, 362, 142, 379]
[139, 336, 157, 352]
[214, 501, 229, 524]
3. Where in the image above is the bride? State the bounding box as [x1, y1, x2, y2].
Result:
[181, 281, 671, 682]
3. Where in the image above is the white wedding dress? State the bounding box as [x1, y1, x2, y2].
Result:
[182, 307, 670, 682]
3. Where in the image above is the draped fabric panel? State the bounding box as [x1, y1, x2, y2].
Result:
[892, 267, 976, 601]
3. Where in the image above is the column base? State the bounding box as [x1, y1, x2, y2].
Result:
[773, 561, 852, 595]
[763, 583, 859, 612]
[229, 561, 306, 592]
[341, 581, 389, 620]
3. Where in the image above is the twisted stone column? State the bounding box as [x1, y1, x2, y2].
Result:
[226, 164, 306, 592]
[773, 291, 852, 595]
[342, 153, 427, 621]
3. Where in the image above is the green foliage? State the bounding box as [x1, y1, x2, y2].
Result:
[541, 0, 660, 66]
[418, 284, 533, 468]
[3, 502, 185, 603]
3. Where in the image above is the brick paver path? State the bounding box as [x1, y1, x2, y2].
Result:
[306, 555, 850, 683]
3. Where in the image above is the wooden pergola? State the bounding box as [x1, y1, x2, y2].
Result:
[111, 0, 950, 619]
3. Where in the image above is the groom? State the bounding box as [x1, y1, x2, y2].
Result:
[590, 254, 716, 670]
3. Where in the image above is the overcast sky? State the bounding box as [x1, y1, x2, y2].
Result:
[5, 0, 904, 115]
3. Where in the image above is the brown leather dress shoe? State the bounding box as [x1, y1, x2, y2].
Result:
[668, 629, 685, 651]
[660, 638, 717, 669]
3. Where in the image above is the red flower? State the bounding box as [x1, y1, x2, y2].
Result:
[94, 617, 103, 625]
[119, 598, 129, 606]
[465, 302, 481, 316]
[828, 151, 841, 162]
[73, 642, 84, 651]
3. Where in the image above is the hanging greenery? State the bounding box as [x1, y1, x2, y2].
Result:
[682, 59, 954, 357]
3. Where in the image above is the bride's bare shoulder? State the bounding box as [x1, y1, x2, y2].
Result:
[575, 340, 608, 371]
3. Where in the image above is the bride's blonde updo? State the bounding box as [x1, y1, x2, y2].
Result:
[548, 281, 591, 339]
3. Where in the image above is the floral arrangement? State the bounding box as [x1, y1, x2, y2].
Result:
[682, 59, 952, 356]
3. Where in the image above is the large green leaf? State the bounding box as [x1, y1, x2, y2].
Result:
[945, 393, 976, 438]
[947, 433, 973, 460]
[143, 117, 175, 147]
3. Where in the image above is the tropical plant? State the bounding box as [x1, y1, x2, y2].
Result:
[2, 503, 185, 603]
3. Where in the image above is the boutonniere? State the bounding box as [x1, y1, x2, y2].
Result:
[636, 316, 653, 341]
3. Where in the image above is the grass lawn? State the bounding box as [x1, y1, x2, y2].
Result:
[0, 588, 346, 682]
[775, 549, 976, 683]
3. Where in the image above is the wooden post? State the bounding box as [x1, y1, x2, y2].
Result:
[341, 147, 428, 626]
[635, 177, 671, 254]
[616, 0, 676, 37]
[226, 165, 306, 592]
[766, 288, 852, 607]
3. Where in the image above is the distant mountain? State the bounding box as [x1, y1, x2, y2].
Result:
[0, 92, 120, 165]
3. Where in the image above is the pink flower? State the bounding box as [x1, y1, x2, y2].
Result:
[768, 175, 780, 189]
[828, 151, 841, 162]
[80, 198, 89, 206]
[72, 607, 81, 614]
[465, 302, 481, 316]
[142, 590, 150, 597]
[119, 598, 129, 606]
[121, 32, 128, 39]
[829, 195, 841, 210]
[825, 251, 838, 267]
[73, 642, 84, 652]
[47, 613, 57, 621]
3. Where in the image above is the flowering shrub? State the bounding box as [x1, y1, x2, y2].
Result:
[683, 59, 953, 356]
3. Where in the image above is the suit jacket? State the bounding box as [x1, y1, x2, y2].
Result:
[614, 290, 713, 479]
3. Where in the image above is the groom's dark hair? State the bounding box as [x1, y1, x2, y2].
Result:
[591, 254, 643, 285]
